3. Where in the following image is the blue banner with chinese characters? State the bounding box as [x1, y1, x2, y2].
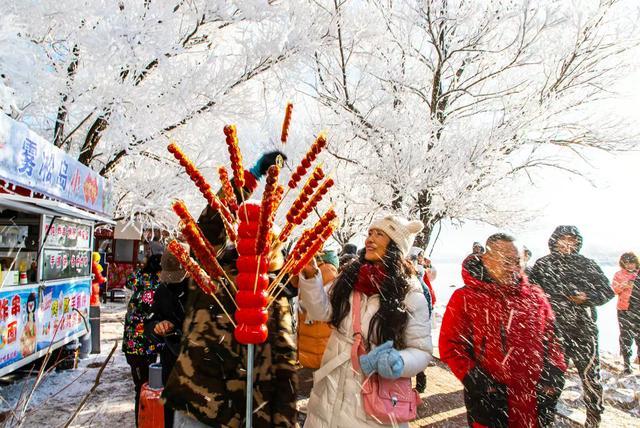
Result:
[0, 279, 90, 371]
[0, 114, 113, 215]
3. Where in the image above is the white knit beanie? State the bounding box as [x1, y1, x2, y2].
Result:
[369, 215, 424, 257]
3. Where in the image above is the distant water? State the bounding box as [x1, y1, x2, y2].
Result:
[430, 261, 632, 358]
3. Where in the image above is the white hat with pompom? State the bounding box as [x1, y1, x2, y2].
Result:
[369, 215, 424, 258]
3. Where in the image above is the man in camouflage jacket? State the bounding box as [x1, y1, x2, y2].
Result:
[163, 284, 298, 427]
[163, 152, 298, 427]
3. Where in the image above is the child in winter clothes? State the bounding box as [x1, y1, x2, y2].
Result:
[612, 252, 640, 373]
[298, 215, 432, 428]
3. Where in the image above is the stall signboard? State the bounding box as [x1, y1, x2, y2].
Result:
[44, 218, 91, 249]
[41, 217, 91, 282]
[0, 279, 89, 370]
[0, 114, 113, 216]
[42, 249, 91, 281]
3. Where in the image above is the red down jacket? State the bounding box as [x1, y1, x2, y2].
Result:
[439, 255, 566, 428]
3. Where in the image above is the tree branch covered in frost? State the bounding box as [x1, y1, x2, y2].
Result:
[0, 0, 327, 225]
[1, 0, 639, 244]
[302, 0, 639, 247]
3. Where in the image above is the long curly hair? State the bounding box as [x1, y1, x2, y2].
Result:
[329, 240, 413, 349]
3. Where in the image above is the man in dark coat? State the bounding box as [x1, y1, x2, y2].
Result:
[440, 233, 566, 428]
[529, 225, 613, 428]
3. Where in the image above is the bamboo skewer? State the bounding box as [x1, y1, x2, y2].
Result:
[267, 275, 294, 310]
[267, 258, 297, 295]
[253, 254, 262, 294]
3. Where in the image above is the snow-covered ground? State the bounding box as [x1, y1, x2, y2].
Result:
[0, 301, 134, 427]
[0, 297, 637, 428]
[557, 358, 640, 426]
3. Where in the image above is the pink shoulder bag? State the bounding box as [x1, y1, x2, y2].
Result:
[350, 291, 420, 424]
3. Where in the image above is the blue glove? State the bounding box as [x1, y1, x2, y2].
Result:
[249, 151, 287, 179]
[359, 341, 393, 376]
[376, 347, 404, 379]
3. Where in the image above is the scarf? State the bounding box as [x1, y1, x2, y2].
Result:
[354, 263, 387, 296]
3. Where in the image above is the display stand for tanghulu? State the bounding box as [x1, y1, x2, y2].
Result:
[166, 104, 336, 427]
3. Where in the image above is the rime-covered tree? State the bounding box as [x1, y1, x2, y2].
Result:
[0, 0, 322, 223]
[303, 0, 638, 247]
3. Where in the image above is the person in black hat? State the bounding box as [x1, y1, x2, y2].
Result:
[145, 243, 190, 428]
[530, 225, 613, 428]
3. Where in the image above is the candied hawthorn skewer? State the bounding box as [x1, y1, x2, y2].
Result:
[223, 125, 245, 189]
[167, 240, 236, 327]
[235, 202, 269, 345]
[292, 177, 334, 226]
[172, 201, 216, 254]
[267, 208, 337, 294]
[180, 222, 237, 306]
[292, 222, 336, 275]
[281, 102, 293, 144]
[168, 143, 237, 242]
[255, 165, 280, 255]
[287, 133, 327, 190]
[268, 221, 336, 308]
[278, 166, 325, 243]
[218, 166, 239, 214]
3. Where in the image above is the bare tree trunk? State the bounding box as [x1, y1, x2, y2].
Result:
[78, 113, 110, 166]
[53, 44, 79, 148]
[413, 188, 441, 249]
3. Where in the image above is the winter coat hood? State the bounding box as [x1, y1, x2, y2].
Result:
[548, 225, 583, 253]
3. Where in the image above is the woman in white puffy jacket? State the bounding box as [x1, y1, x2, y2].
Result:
[298, 215, 433, 428]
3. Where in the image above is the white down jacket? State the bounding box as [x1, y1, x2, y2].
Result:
[298, 270, 433, 428]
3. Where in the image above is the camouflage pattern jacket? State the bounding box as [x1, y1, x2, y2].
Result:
[163, 284, 298, 427]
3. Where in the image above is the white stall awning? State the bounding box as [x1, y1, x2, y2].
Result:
[0, 193, 115, 224]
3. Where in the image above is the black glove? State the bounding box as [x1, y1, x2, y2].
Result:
[462, 367, 508, 427]
[249, 151, 287, 179]
[462, 366, 504, 393]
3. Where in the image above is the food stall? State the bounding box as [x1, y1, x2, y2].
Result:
[0, 113, 113, 377]
[93, 221, 145, 301]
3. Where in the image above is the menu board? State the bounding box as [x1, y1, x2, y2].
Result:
[44, 218, 91, 249]
[42, 249, 91, 281]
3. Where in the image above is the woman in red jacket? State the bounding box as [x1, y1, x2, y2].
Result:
[439, 233, 566, 428]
